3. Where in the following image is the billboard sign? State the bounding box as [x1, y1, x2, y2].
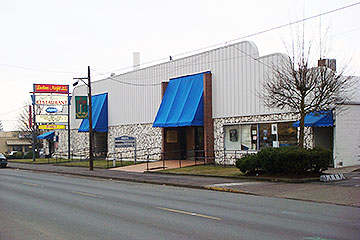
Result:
[35, 95, 68, 105]
[75, 96, 88, 119]
[36, 115, 68, 123]
[34, 84, 69, 94]
[38, 124, 66, 130]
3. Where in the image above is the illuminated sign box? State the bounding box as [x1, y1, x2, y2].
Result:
[35, 95, 68, 105]
[39, 124, 66, 130]
[36, 115, 68, 123]
[34, 84, 69, 94]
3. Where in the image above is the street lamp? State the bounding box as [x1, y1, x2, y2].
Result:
[73, 66, 94, 171]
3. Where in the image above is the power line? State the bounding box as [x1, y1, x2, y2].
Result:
[0, 63, 84, 74]
[0, 105, 28, 117]
[99, 1, 360, 76]
[90, 51, 213, 86]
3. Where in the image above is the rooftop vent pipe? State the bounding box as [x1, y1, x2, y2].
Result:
[133, 52, 140, 71]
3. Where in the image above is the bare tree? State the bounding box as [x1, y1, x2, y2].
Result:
[17, 103, 44, 142]
[261, 36, 353, 148]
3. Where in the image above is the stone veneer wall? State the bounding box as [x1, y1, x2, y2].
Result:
[213, 112, 313, 165]
[55, 129, 88, 157]
[55, 113, 313, 163]
[108, 124, 162, 161]
[55, 124, 162, 160]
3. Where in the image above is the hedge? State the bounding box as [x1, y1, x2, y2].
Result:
[236, 146, 330, 175]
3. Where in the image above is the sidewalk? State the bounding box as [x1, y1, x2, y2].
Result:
[6, 162, 360, 208]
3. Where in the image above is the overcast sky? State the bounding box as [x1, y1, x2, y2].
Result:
[1, 0, 359, 131]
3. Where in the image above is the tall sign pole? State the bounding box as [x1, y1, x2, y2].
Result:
[68, 93, 71, 159]
[32, 97, 36, 162]
[73, 67, 93, 171]
[88, 66, 94, 170]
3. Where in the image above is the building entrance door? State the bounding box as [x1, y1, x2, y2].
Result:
[163, 126, 204, 161]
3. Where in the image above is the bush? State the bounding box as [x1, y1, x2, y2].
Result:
[15, 152, 24, 159]
[235, 146, 331, 175]
[307, 146, 331, 173]
[236, 154, 260, 174]
[24, 151, 33, 159]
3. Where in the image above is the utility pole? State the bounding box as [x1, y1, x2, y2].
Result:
[88, 66, 93, 170]
[32, 100, 36, 162]
[73, 66, 93, 170]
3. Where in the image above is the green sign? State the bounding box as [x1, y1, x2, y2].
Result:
[75, 96, 88, 119]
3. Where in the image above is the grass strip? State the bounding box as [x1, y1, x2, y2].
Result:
[160, 165, 244, 177]
[55, 160, 134, 168]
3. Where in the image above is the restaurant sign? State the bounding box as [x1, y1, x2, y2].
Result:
[38, 124, 66, 130]
[34, 84, 69, 94]
[36, 115, 68, 123]
[35, 95, 68, 105]
[75, 96, 88, 119]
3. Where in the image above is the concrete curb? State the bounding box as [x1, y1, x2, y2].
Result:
[147, 171, 320, 183]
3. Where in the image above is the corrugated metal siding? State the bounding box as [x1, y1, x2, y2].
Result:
[71, 41, 288, 129]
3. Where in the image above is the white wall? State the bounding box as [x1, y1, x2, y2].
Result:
[71, 41, 289, 129]
[334, 104, 360, 167]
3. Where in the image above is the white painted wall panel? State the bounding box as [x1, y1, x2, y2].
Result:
[71, 41, 289, 129]
[334, 104, 360, 167]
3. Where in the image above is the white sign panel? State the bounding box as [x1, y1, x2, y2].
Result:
[271, 124, 278, 135]
[35, 95, 68, 105]
[36, 115, 68, 123]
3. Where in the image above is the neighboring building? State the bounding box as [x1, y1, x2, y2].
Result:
[0, 131, 32, 154]
[56, 41, 360, 167]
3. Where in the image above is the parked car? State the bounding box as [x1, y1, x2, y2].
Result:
[0, 153, 7, 168]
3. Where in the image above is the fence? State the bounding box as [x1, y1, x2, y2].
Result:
[51, 147, 255, 169]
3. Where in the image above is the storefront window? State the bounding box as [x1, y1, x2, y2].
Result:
[225, 122, 297, 151]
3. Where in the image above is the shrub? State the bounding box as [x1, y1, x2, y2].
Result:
[236, 146, 331, 175]
[307, 146, 331, 173]
[235, 154, 260, 174]
[15, 152, 24, 159]
[24, 151, 33, 159]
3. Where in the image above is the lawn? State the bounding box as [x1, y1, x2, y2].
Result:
[8, 158, 58, 164]
[8, 158, 134, 168]
[161, 165, 244, 177]
[55, 159, 134, 169]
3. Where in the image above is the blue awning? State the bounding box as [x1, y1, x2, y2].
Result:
[37, 131, 55, 139]
[153, 72, 208, 127]
[78, 93, 108, 132]
[293, 111, 334, 127]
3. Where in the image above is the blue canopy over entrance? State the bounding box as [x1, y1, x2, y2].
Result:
[293, 111, 334, 127]
[37, 131, 55, 139]
[78, 93, 108, 132]
[153, 72, 209, 127]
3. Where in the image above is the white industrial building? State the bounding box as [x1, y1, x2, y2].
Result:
[55, 41, 360, 168]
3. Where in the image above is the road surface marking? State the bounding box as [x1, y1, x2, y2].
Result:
[23, 182, 40, 187]
[71, 191, 103, 198]
[210, 182, 262, 187]
[304, 237, 333, 240]
[157, 207, 221, 220]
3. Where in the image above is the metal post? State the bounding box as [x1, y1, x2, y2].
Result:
[162, 152, 165, 169]
[68, 93, 71, 159]
[88, 66, 94, 171]
[120, 152, 122, 167]
[134, 140, 137, 164]
[32, 101, 36, 162]
[113, 139, 116, 167]
[146, 150, 149, 172]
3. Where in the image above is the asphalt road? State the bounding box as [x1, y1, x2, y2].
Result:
[1, 169, 359, 240]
